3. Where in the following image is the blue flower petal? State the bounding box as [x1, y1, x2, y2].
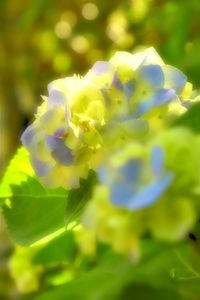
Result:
[151, 146, 164, 178]
[98, 167, 108, 184]
[119, 159, 142, 185]
[91, 61, 113, 75]
[110, 173, 173, 210]
[124, 80, 135, 100]
[21, 125, 36, 147]
[139, 65, 164, 89]
[154, 89, 176, 105]
[48, 90, 66, 106]
[110, 180, 135, 207]
[40, 110, 55, 123]
[45, 135, 74, 166]
[136, 88, 176, 117]
[112, 73, 123, 90]
[101, 88, 111, 106]
[164, 65, 187, 93]
[54, 128, 66, 138]
[127, 173, 174, 210]
[31, 158, 52, 176]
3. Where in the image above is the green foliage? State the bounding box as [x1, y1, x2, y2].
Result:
[118, 285, 184, 300]
[32, 231, 76, 266]
[2, 179, 67, 246]
[172, 102, 200, 132]
[0, 148, 95, 246]
[65, 171, 97, 226]
[0, 147, 34, 199]
[0, 148, 67, 245]
[33, 241, 200, 300]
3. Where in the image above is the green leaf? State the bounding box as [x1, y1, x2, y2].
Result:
[65, 171, 97, 226]
[32, 231, 76, 266]
[33, 251, 131, 300]
[172, 102, 200, 133]
[32, 243, 164, 300]
[2, 177, 68, 246]
[118, 284, 184, 300]
[0, 147, 97, 246]
[0, 147, 34, 200]
[132, 241, 200, 300]
[0, 147, 68, 245]
[33, 241, 200, 300]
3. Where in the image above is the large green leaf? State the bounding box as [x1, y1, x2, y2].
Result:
[33, 241, 200, 300]
[0, 147, 96, 246]
[130, 241, 200, 300]
[32, 230, 76, 266]
[172, 102, 200, 133]
[2, 179, 68, 246]
[0, 148, 67, 245]
[0, 147, 34, 200]
[65, 171, 97, 226]
[33, 251, 131, 300]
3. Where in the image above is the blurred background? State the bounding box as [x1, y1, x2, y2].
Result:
[0, 0, 200, 299]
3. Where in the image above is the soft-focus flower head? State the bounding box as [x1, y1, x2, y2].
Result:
[21, 47, 194, 189]
[21, 75, 106, 188]
[78, 127, 199, 258]
[97, 127, 200, 211]
[20, 47, 200, 261]
[98, 143, 173, 210]
[86, 47, 192, 122]
[9, 246, 42, 293]
[78, 185, 142, 262]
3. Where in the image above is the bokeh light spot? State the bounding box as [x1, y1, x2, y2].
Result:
[82, 3, 99, 20]
[70, 36, 90, 54]
[106, 11, 127, 42]
[54, 21, 72, 39]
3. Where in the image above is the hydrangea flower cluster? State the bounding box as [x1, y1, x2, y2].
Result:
[21, 47, 199, 259]
[21, 47, 192, 189]
[78, 128, 199, 260]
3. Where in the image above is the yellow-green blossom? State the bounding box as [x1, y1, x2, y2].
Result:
[9, 247, 42, 293]
[21, 48, 195, 189]
[87, 47, 193, 123]
[77, 185, 141, 262]
[21, 76, 106, 189]
[78, 127, 199, 258]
